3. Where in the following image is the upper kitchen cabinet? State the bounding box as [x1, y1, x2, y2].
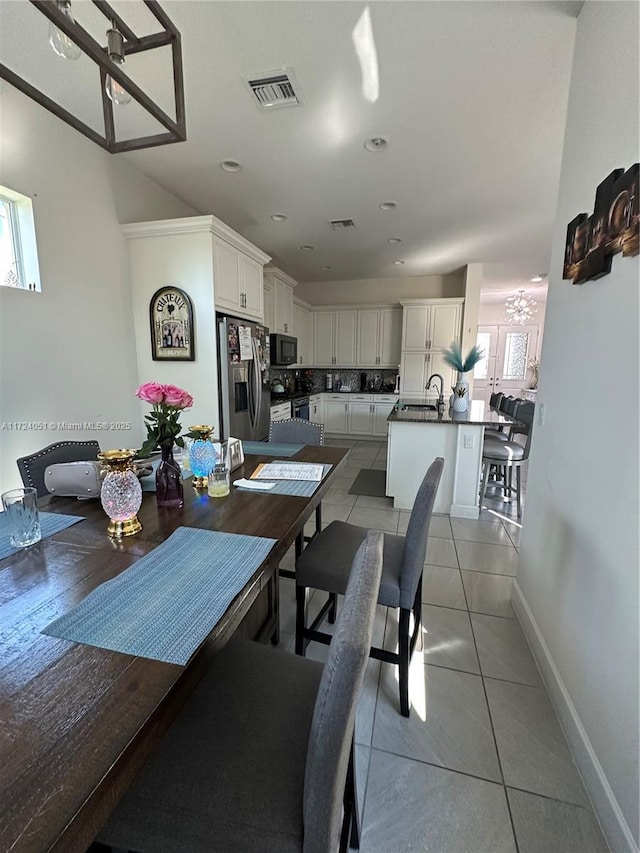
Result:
[401, 299, 463, 351]
[264, 266, 297, 335]
[314, 310, 357, 367]
[293, 298, 313, 366]
[213, 222, 270, 322]
[356, 306, 402, 367]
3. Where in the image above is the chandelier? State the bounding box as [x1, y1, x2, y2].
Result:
[504, 290, 537, 325]
[0, 0, 186, 154]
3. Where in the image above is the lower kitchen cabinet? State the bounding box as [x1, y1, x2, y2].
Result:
[270, 401, 292, 423]
[309, 394, 324, 424]
[321, 393, 397, 437]
[324, 398, 349, 433]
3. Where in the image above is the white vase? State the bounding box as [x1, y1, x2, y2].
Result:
[453, 395, 468, 413]
[456, 372, 469, 395]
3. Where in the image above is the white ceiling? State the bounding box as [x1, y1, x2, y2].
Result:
[1, 1, 581, 294]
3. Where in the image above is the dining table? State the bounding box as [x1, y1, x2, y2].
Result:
[0, 444, 348, 853]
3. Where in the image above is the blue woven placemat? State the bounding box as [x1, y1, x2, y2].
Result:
[242, 441, 304, 457]
[42, 527, 276, 665]
[0, 511, 85, 562]
[236, 463, 333, 497]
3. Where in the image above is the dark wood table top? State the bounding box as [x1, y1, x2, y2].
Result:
[0, 445, 348, 853]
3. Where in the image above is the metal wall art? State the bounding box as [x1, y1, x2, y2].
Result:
[563, 163, 639, 285]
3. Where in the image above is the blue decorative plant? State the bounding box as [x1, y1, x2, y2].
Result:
[442, 342, 484, 373]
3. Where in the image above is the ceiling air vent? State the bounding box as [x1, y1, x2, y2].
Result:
[329, 219, 356, 230]
[245, 69, 302, 110]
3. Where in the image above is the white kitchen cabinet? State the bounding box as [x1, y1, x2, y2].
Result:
[213, 234, 267, 322]
[372, 396, 397, 436]
[270, 401, 292, 422]
[401, 300, 462, 351]
[263, 281, 274, 333]
[378, 308, 402, 366]
[324, 397, 349, 433]
[314, 310, 356, 366]
[265, 266, 296, 335]
[348, 396, 374, 434]
[309, 393, 324, 424]
[293, 301, 313, 366]
[400, 351, 457, 398]
[356, 307, 402, 367]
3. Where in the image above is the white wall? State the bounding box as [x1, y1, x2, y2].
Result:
[513, 3, 639, 851]
[0, 85, 198, 492]
[295, 271, 465, 305]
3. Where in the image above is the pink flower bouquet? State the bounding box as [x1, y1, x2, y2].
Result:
[136, 382, 193, 456]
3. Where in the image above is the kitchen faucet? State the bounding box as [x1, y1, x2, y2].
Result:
[426, 373, 446, 414]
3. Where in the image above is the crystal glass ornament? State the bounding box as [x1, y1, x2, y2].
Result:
[98, 450, 143, 538]
[188, 425, 217, 489]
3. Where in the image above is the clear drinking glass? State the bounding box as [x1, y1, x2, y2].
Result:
[207, 465, 230, 498]
[1, 487, 42, 547]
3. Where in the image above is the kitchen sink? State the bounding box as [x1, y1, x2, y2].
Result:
[400, 404, 437, 411]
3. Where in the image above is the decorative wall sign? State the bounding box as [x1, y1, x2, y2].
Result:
[563, 163, 639, 285]
[149, 286, 195, 361]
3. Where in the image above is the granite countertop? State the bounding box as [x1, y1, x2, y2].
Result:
[270, 389, 397, 402]
[388, 399, 523, 427]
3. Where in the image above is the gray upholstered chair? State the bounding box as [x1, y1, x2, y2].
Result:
[269, 418, 325, 446]
[17, 440, 101, 498]
[97, 530, 384, 853]
[480, 401, 534, 519]
[295, 457, 444, 718]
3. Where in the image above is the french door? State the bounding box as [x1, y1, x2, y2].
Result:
[473, 325, 538, 404]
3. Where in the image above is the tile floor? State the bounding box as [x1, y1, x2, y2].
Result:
[276, 439, 609, 853]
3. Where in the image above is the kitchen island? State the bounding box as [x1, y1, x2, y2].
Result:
[386, 400, 521, 518]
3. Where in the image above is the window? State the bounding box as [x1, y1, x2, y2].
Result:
[0, 186, 41, 291]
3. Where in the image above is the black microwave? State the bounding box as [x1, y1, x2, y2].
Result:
[270, 333, 297, 365]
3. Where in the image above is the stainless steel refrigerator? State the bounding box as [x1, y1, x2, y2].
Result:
[218, 316, 271, 441]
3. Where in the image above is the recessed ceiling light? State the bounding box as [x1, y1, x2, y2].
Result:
[387, 237, 402, 244]
[321, 265, 333, 270]
[530, 274, 546, 282]
[220, 159, 243, 173]
[379, 201, 397, 211]
[300, 245, 314, 251]
[393, 260, 405, 265]
[364, 136, 389, 152]
[270, 214, 287, 222]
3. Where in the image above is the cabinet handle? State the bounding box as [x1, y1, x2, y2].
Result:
[345, 404, 348, 412]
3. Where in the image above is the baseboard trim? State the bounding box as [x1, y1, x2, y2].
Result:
[512, 580, 638, 853]
[449, 503, 479, 519]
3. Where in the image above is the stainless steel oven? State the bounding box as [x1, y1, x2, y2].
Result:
[293, 397, 310, 420]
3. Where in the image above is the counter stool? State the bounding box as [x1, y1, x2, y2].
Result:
[480, 402, 534, 519]
[295, 457, 444, 717]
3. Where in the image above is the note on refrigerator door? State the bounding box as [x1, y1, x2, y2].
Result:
[239, 326, 253, 361]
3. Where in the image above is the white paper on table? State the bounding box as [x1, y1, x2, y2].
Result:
[253, 462, 323, 481]
[234, 478, 276, 491]
[239, 326, 253, 361]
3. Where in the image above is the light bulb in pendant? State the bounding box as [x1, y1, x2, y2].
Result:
[48, 0, 81, 60]
[105, 24, 131, 105]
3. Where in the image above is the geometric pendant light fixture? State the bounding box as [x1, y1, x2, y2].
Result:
[0, 0, 186, 153]
[504, 289, 538, 325]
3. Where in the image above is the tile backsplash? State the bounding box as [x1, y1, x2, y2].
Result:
[269, 367, 399, 393]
